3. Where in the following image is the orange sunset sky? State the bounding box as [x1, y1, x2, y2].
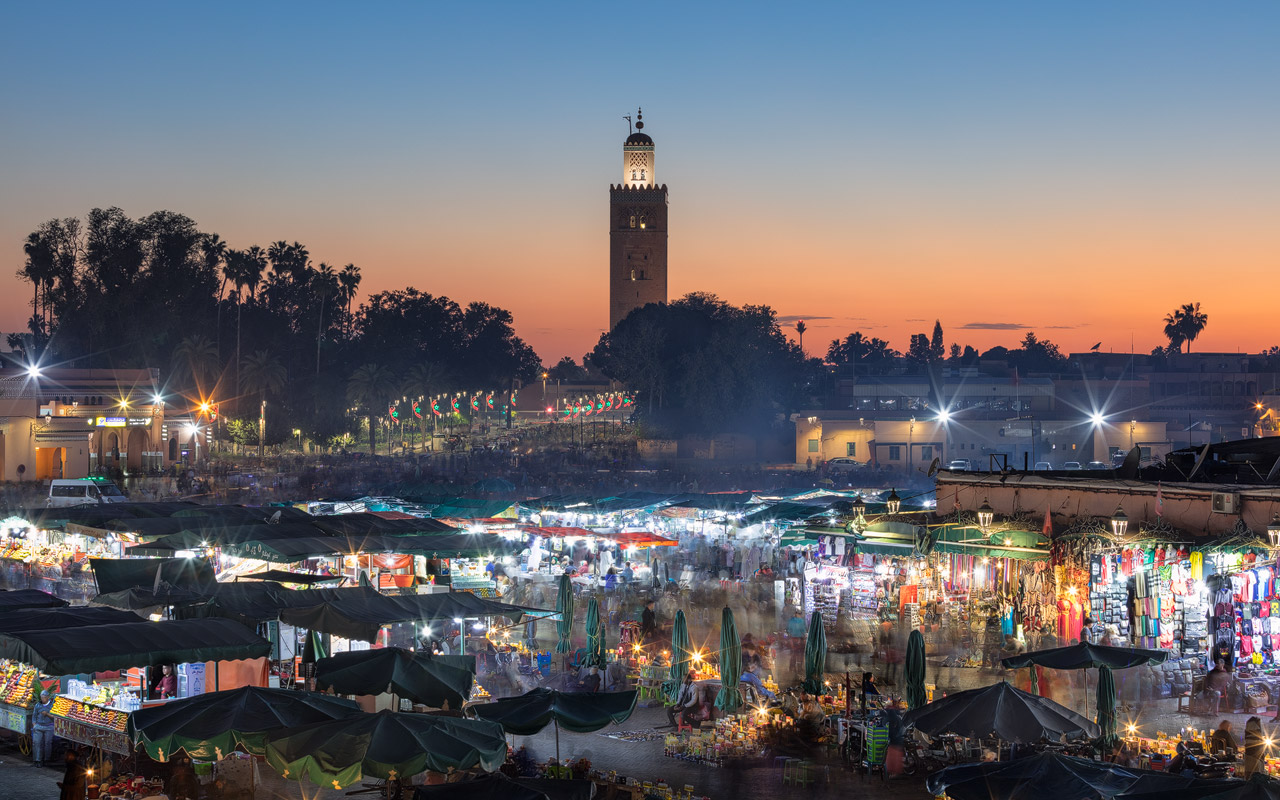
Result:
[1, 4, 1276, 364]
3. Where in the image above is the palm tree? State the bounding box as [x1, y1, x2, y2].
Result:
[313, 263, 339, 374]
[234, 246, 267, 406]
[202, 234, 227, 359]
[1179, 302, 1208, 353]
[347, 363, 397, 455]
[795, 320, 807, 355]
[1163, 308, 1186, 354]
[403, 362, 450, 452]
[338, 263, 361, 335]
[240, 350, 287, 457]
[172, 335, 220, 395]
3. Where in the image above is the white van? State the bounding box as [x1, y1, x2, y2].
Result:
[47, 478, 128, 507]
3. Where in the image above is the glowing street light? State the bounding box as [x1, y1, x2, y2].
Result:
[26, 364, 41, 378]
[976, 498, 994, 531]
[1110, 505, 1129, 538]
[1090, 412, 1106, 426]
[885, 488, 901, 515]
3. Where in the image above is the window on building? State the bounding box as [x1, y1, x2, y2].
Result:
[630, 268, 635, 281]
[846, 442, 856, 457]
[888, 445, 901, 460]
[878, 398, 897, 410]
[920, 445, 933, 460]
[808, 439, 819, 453]
[629, 215, 636, 228]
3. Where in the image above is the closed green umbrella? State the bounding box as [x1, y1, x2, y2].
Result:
[714, 606, 743, 713]
[585, 597, 602, 668]
[802, 610, 827, 695]
[265, 710, 506, 790]
[1096, 665, 1119, 750]
[315, 649, 476, 709]
[667, 609, 691, 702]
[905, 628, 927, 710]
[555, 575, 574, 656]
[594, 612, 608, 669]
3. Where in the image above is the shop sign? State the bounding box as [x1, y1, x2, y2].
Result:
[127, 417, 151, 426]
[94, 417, 126, 427]
[2, 707, 26, 734]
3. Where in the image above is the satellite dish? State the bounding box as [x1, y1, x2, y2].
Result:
[1117, 446, 1141, 479]
[267, 510, 282, 525]
[926, 457, 941, 478]
[1184, 443, 1213, 482]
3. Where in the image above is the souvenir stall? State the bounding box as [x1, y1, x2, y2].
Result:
[0, 618, 270, 761]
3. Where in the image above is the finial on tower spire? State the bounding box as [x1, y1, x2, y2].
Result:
[635, 107, 643, 130]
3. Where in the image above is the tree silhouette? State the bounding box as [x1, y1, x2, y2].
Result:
[347, 363, 397, 454]
[1163, 303, 1209, 353]
[171, 335, 219, 396]
[240, 350, 287, 457]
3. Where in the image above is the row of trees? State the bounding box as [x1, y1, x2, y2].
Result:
[17, 208, 542, 450]
[822, 322, 1067, 375]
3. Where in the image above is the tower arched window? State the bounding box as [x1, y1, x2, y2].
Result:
[640, 169, 646, 182]
[629, 215, 636, 229]
[639, 215, 646, 229]
[631, 170, 637, 180]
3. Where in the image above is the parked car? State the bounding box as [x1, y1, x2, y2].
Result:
[1063, 461, 1083, 470]
[827, 457, 866, 472]
[947, 459, 970, 471]
[1034, 461, 1053, 471]
[1086, 461, 1108, 470]
[48, 477, 127, 507]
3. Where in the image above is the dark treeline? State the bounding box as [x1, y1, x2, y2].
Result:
[14, 208, 541, 449]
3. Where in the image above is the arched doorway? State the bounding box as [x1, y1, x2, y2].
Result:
[126, 428, 149, 473]
[169, 436, 178, 462]
[107, 433, 120, 470]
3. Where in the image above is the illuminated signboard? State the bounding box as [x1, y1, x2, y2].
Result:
[127, 417, 151, 426]
[95, 417, 127, 427]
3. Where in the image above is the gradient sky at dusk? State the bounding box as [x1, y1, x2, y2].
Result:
[2, 3, 1277, 363]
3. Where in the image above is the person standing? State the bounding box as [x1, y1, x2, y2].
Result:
[57, 749, 87, 800]
[640, 599, 658, 642]
[31, 689, 54, 767]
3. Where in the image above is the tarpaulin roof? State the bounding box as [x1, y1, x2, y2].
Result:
[0, 618, 269, 674]
[1002, 642, 1170, 671]
[187, 584, 385, 624]
[428, 499, 518, 520]
[315, 649, 476, 708]
[926, 752, 1145, 800]
[265, 709, 507, 788]
[520, 526, 597, 538]
[0, 589, 69, 611]
[90, 557, 218, 595]
[597, 531, 677, 547]
[310, 515, 456, 536]
[902, 681, 1099, 743]
[279, 593, 546, 643]
[129, 686, 361, 761]
[469, 687, 637, 735]
[125, 523, 326, 555]
[0, 606, 139, 633]
[91, 586, 208, 611]
[221, 533, 514, 563]
[237, 570, 344, 585]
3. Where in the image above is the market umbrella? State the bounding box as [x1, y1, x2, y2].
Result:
[1002, 641, 1167, 719]
[585, 596, 603, 668]
[903, 681, 1100, 743]
[315, 648, 476, 708]
[1097, 664, 1119, 750]
[555, 574, 574, 660]
[666, 609, 691, 702]
[413, 773, 598, 800]
[905, 628, 927, 710]
[1002, 642, 1169, 671]
[129, 686, 361, 761]
[470, 687, 637, 761]
[925, 751, 1143, 800]
[714, 606, 743, 713]
[802, 609, 827, 694]
[265, 709, 506, 790]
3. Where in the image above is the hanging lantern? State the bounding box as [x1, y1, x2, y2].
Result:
[1110, 505, 1129, 538]
[885, 488, 901, 515]
[976, 498, 994, 531]
[1267, 513, 1280, 549]
[851, 495, 866, 524]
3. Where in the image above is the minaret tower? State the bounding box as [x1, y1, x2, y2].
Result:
[609, 108, 668, 329]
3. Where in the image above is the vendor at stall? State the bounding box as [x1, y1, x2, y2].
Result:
[664, 672, 697, 728]
[1211, 720, 1239, 758]
[1204, 658, 1234, 714]
[32, 689, 55, 767]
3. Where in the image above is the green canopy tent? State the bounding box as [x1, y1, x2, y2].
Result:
[265, 710, 506, 790]
[315, 649, 476, 709]
[666, 609, 691, 702]
[1003, 642, 1168, 722]
[470, 687, 637, 761]
[555, 575, 574, 670]
[585, 597, 604, 669]
[714, 607, 743, 713]
[905, 629, 927, 710]
[802, 610, 827, 695]
[128, 686, 360, 762]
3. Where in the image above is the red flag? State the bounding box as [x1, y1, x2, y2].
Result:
[1042, 505, 1053, 539]
[1156, 482, 1164, 517]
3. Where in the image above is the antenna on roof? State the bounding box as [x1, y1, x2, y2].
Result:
[624, 114, 632, 135]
